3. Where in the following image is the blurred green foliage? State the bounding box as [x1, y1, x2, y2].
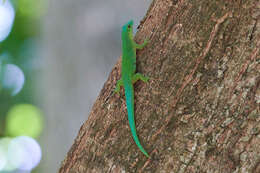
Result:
[0, 0, 45, 137]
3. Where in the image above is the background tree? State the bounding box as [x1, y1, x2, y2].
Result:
[59, 0, 260, 172]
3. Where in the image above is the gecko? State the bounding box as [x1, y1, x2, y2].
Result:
[114, 20, 150, 157]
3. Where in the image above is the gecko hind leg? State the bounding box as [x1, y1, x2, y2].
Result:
[114, 79, 123, 94]
[132, 73, 149, 84]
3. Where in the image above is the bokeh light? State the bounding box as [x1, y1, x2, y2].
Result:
[0, 0, 15, 42]
[1, 0, 46, 171]
[6, 104, 43, 138]
[0, 138, 9, 171]
[0, 63, 25, 96]
[0, 137, 16, 172]
[8, 136, 42, 171]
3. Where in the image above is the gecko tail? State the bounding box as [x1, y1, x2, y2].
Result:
[124, 83, 150, 158]
[131, 129, 150, 157]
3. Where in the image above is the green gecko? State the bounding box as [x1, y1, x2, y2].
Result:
[114, 20, 150, 157]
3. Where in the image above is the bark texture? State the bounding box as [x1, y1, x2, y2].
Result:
[59, 0, 260, 172]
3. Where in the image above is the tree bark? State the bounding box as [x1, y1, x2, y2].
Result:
[59, 0, 260, 172]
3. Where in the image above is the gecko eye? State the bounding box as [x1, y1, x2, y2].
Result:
[128, 25, 131, 29]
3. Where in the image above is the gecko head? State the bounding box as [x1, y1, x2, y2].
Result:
[122, 20, 133, 35]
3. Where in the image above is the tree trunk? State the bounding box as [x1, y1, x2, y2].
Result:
[59, 0, 260, 172]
